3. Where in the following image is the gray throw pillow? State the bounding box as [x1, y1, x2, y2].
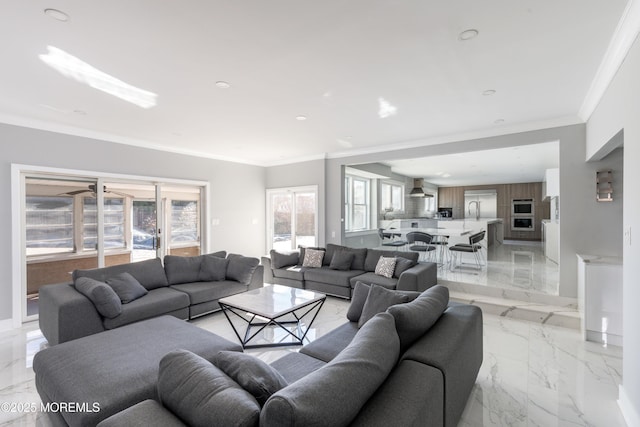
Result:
[270, 250, 300, 269]
[387, 285, 450, 350]
[105, 272, 148, 304]
[158, 350, 260, 427]
[213, 351, 288, 406]
[164, 255, 202, 285]
[393, 257, 417, 278]
[199, 255, 229, 281]
[346, 281, 371, 322]
[226, 254, 260, 285]
[358, 284, 410, 328]
[329, 250, 355, 271]
[74, 277, 122, 319]
[261, 312, 400, 427]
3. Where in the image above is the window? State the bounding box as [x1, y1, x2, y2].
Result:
[25, 196, 74, 255]
[83, 197, 125, 250]
[345, 175, 370, 231]
[170, 200, 199, 245]
[381, 182, 404, 211]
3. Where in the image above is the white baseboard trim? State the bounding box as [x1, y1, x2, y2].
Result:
[619, 385, 640, 427]
[0, 318, 15, 333]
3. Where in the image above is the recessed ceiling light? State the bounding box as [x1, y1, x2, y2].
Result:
[482, 89, 496, 96]
[73, 109, 86, 115]
[215, 81, 231, 89]
[44, 8, 69, 22]
[296, 115, 307, 121]
[459, 29, 479, 41]
[494, 118, 505, 124]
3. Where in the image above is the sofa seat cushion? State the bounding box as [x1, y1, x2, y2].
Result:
[299, 321, 359, 363]
[269, 352, 327, 384]
[159, 350, 260, 427]
[272, 266, 306, 282]
[97, 399, 186, 427]
[349, 271, 398, 289]
[102, 288, 189, 329]
[33, 316, 242, 427]
[303, 267, 365, 287]
[73, 257, 169, 290]
[171, 281, 247, 305]
[261, 313, 400, 427]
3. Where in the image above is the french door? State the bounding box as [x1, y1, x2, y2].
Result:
[266, 186, 318, 252]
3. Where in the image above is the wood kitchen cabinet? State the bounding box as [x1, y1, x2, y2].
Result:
[438, 182, 549, 240]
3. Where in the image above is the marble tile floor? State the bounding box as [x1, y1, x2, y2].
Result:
[0, 296, 625, 426]
[437, 240, 560, 296]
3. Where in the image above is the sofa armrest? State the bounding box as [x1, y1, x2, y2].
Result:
[401, 304, 483, 427]
[396, 262, 437, 292]
[249, 265, 264, 291]
[261, 256, 274, 284]
[38, 283, 105, 345]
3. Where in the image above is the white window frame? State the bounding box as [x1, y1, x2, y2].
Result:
[381, 181, 405, 212]
[345, 175, 371, 231]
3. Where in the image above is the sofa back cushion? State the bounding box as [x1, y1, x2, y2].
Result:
[199, 255, 229, 281]
[393, 257, 417, 278]
[261, 312, 400, 427]
[387, 285, 450, 350]
[158, 349, 260, 427]
[226, 254, 260, 285]
[72, 258, 169, 290]
[270, 250, 300, 269]
[213, 351, 289, 406]
[347, 281, 421, 323]
[164, 255, 202, 285]
[325, 244, 367, 270]
[105, 272, 148, 303]
[364, 249, 419, 272]
[74, 277, 122, 319]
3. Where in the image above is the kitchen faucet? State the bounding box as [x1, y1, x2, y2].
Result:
[468, 201, 480, 220]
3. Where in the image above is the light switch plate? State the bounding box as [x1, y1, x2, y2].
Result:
[624, 226, 631, 246]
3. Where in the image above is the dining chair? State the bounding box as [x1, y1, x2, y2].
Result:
[449, 230, 486, 271]
[406, 231, 436, 261]
[378, 228, 408, 249]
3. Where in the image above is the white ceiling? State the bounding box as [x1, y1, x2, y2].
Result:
[382, 141, 559, 186]
[0, 1, 628, 166]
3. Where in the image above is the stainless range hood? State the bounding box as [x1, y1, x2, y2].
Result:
[409, 178, 433, 198]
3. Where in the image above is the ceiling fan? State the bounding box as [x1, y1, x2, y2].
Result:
[61, 184, 134, 198]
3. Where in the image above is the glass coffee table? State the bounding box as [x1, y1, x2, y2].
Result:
[218, 284, 326, 349]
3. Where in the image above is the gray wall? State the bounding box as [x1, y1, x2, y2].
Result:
[326, 124, 621, 299]
[0, 123, 266, 323]
[265, 159, 326, 248]
[586, 32, 640, 426]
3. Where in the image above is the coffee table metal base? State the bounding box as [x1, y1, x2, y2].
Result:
[219, 298, 325, 349]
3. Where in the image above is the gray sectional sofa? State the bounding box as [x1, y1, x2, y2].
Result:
[39, 283, 484, 427]
[38, 251, 262, 345]
[262, 243, 438, 298]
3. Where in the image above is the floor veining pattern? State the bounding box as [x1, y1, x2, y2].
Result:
[0, 297, 624, 426]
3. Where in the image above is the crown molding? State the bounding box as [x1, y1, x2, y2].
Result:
[579, 0, 640, 121]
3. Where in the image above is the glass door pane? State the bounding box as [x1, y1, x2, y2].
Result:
[165, 185, 202, 257]
[271, 193, 293, 251]
[295, 192, 316, 247]
[130, 183, 159, 262]
[24, 177, 99, 320]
